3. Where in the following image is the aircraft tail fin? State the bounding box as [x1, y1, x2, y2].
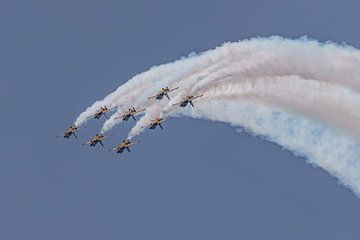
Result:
[73, 133, 78, 140]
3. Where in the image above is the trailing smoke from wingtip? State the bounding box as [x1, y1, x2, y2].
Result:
[75, 36, 360, 196]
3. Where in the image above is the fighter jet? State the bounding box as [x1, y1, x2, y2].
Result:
[83, 133, 111, 147]
[87, 106, 116, 120]
[56, 126, 83, 139]
[114, 107, 145, 121]
[148, 86, 179, 100]
[109, 139, 139, 153]
[172, 94, 203, 107]
[145, 117, 171, 130]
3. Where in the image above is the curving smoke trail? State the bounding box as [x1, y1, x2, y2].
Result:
[75, 36, 360, 196]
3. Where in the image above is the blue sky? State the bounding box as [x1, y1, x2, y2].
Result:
[1, 0, 360, 239]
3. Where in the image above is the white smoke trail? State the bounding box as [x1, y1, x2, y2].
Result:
[188, 100, 360, 195]
[75, 36, 360, 196]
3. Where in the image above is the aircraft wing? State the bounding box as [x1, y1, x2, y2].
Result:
[172, 101, 182, 106]
[134, 109, 146, 115]
[114, 113, 127, 120]
[130, 140, 140, 146]
[82, 141, 91, 145]
[109, 144, 121, 152]
[148, 95, 158, 100]
[169, 87, 179, 92]
[192, 94, 204, 100]
[56, 134, 64, 138]
[87, 112, 103, 119]
[108, 106, 117, 111]
[86, 114, 96, 120]
[160, 117, 172, 123]
[102, 134, 113, 140]
[75, 126, 85, 132]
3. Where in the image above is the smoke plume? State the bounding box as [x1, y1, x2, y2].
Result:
[75, 36, 360, 196]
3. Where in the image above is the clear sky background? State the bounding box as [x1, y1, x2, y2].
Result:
[1, 0, 360, 239]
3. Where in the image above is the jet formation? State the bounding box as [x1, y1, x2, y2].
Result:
[58, 86, 203, 155]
